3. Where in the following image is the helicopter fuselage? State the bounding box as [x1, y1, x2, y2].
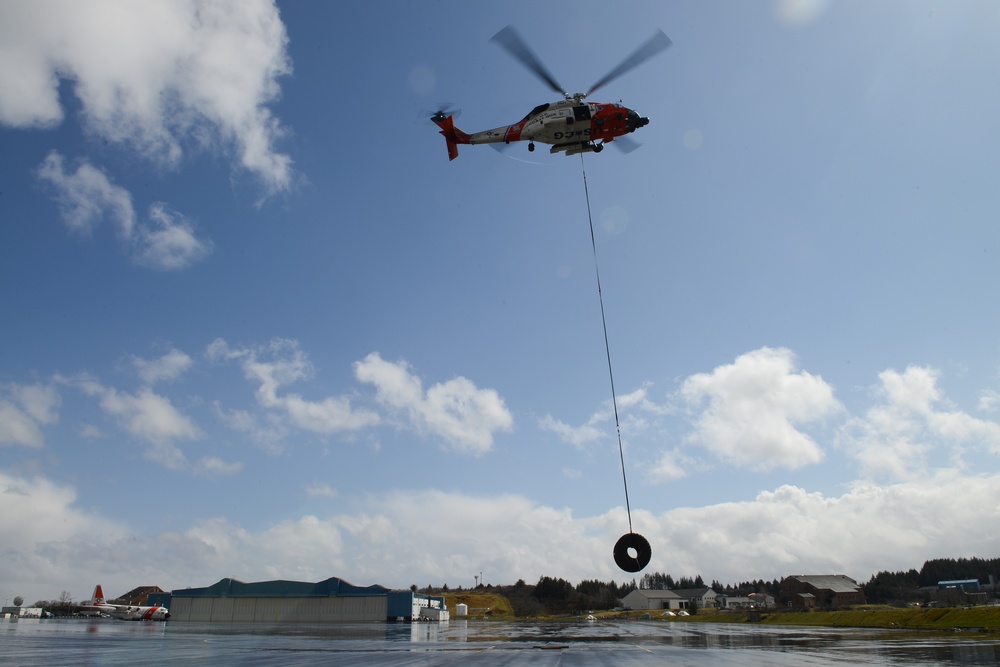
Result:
[434, 99, 649, 158]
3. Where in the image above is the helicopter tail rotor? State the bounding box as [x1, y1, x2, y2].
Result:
[430, 111, 470, 161]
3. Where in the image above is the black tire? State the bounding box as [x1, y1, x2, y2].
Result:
[614, 532, 651, 573]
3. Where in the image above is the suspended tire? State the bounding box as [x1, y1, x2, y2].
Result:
[614, 532, 651, 573]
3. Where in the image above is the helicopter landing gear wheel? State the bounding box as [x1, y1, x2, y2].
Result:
[593, 143, 604, 153]
[528, 142, 535, 152]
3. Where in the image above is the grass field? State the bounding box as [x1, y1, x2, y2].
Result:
[443, 593, 515, 619]
[683, 606, 1000, 631]
[437, 590, 1000, 631]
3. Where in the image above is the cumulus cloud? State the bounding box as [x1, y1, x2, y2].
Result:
[306, 483, 339, 499]
[69, 376, 201, 469]
[540, 385, 669, 449]
[194, 456, 244, 478]
[36, 152, 135, 237]
[0, 470, 128, 601]
[36, 152, 213, 270]
[679, 347, 842, 470]
[651, 471, 1000, 584]
[979, 389, 1000, 413]
[839, 366, 1000, 479]
[0, 383, 60, 447]
[9, 469, 1000, 606]
[1, 0, 293, 192]
[212, 401, 287, 454]
[538, 414, 603, 447]
[133, 204, 214, 270]
[650, 447, 693, 481]
[208, 338, 380, 435]
[131, 348, 194, 385]
[354, 352, 513, 455]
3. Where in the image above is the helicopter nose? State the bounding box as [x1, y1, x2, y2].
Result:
[627, 110, 649, 132]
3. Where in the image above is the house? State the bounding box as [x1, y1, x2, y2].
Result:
[622, 588, 682, 611]
[622, 587, 719, 611]
[779, 575, 865, 609]
[672, 587, 718, 610]
[717, 595, 753, 609]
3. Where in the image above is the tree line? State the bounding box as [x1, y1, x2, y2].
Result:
[421, 556, 1000, 615]
[865, 557, 1000, 604]
[422, 572, 785, 616]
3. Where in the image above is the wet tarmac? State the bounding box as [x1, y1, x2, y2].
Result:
[3, 617, 1000, 665]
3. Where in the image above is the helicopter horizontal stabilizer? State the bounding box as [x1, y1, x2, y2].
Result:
[431, 113, 471, 161]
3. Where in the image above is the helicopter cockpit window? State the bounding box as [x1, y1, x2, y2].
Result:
[520, 102, 550, 123]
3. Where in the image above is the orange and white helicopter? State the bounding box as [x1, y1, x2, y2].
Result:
[432, 26, 671, 160]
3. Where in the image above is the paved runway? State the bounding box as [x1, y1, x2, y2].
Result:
[3, 617, 999, 665]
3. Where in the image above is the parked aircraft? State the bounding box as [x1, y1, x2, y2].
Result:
[80, 585, 170, 620]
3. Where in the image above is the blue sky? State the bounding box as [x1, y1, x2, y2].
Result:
[3, 0, 1000, 605]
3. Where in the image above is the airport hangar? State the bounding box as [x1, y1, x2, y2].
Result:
[155, 577, 449, 623]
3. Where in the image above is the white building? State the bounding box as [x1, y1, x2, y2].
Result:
[622, 589, 683, 611]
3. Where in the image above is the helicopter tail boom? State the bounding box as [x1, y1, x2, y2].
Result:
[431, 113, 471, 160]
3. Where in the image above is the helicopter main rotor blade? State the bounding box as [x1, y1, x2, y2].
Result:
[491, 25, 568, 98]
[586, 30, 672, 97]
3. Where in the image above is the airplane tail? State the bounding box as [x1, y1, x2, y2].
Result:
[431, 113, 470, 161]
[90, 584, 106, 604]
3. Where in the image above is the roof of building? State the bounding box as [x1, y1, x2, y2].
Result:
[170, 577, 390, 599]
[627, 589, 682, 600]
[787, 575, 860, 593]
[673, 587, 716, 598]
[114, 585, 165, 603]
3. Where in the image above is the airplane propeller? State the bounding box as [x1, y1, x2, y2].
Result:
[491, 26, 672, 101]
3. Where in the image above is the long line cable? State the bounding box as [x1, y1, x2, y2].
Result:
[580, 154, 633, 534]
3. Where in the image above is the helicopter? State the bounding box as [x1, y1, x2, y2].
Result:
[432, 26, 671, 160]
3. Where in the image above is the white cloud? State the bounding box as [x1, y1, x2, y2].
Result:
[354, 353, 513, 455]
[72, 377, 201, 470]
[0, 470, 128, 602]
[212, 401, 287, 454]
[36, 152, 212, 270]
[679, 347, 841, 470]
[36, 152, 135, 237]
[540, 385, 670, 450]
[133, 203, 213, 270]
[194, 456, 244, 478]
[5, 465, 1000, 607]
[131, 348, 194, 385]
[0, 401, 46, 448]
[650, 448, 691, 481]
[652, 471, 1000, 585]
[839, 366, 1000, 479]
[1, 0, 293, 193]
[978, 389, 1000, 413]
[538, 414, 603, 447]
[208, 338, 380, 435]
[0, 383, 60, 448]
[306, 483, 339, 499]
